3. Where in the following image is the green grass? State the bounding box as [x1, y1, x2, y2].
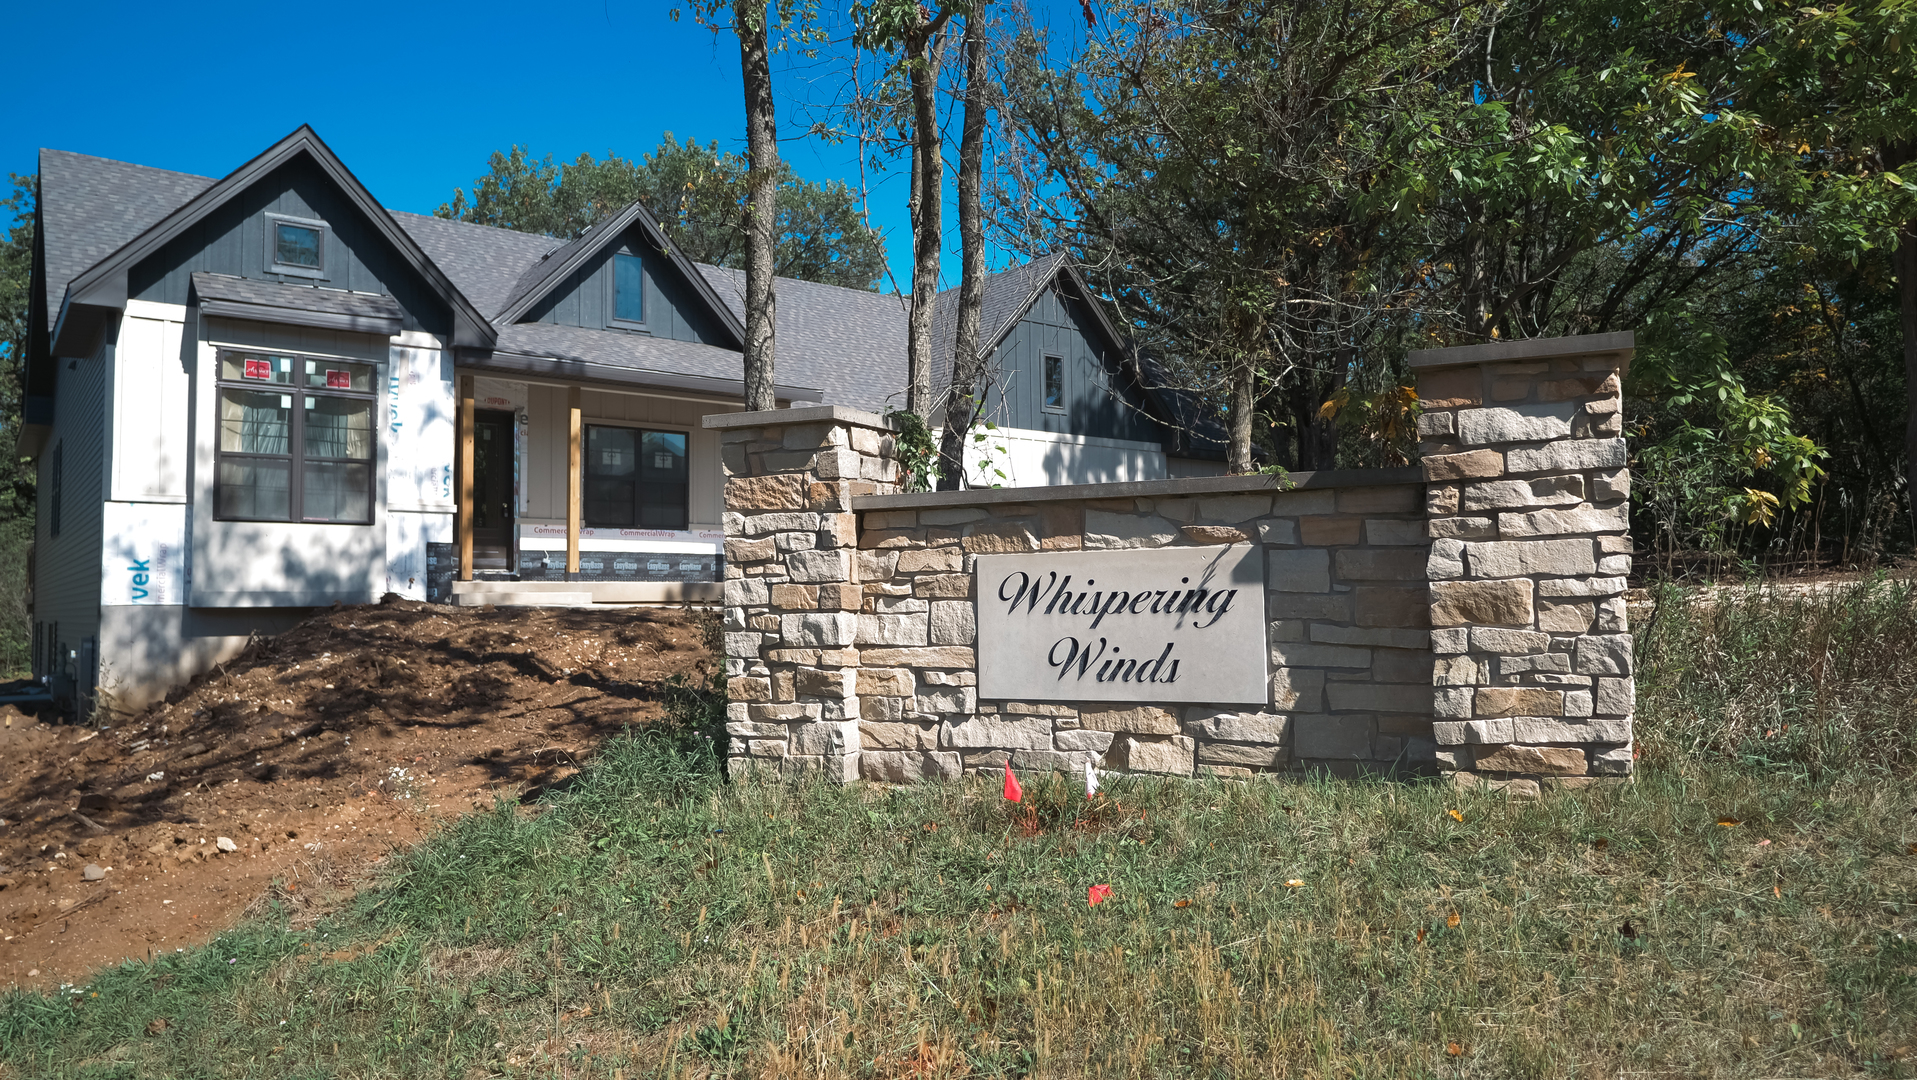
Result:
[2, 730, 1914, 1078]
[5, 586, 1917, 1078]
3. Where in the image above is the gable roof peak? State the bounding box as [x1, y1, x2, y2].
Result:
[54, 124, 496, 349]
[486, 198, 746, 349]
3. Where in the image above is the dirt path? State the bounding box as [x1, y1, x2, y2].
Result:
[0, 600, 713, 990]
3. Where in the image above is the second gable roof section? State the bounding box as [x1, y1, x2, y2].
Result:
[928, 255, 1157, 415]
[488, 200, 747, 350]
[59, 125, 496, 349]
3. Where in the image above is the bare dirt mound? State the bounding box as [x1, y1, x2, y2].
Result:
[0, 599, 714, 990]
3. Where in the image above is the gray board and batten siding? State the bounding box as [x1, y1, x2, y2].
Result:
[522, 226, 735, 346]
[977, 285, 1162, 445]
[34, 328, 110, 696]
[126, 155, 454, 338]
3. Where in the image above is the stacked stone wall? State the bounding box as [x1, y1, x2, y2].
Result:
[708, 333, 1637, 791]
[853, 478, 1436, 781]
[1413, 338, 1635, 793]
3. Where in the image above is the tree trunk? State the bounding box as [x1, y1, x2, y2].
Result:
[937, 19, 989, 491]
[1898, 211, 1917, 542]
[737, 0, 779, 411]
[1227, 357, 1256, 474]
[905, 29, 944, 418]
[1890, 141, 1917, 542]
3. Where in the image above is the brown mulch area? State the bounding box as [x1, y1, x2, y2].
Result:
[0, 598, 714, 991]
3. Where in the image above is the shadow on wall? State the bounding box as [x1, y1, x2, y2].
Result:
[957, 392, 1170, 487]
[201, 518, 382, 603]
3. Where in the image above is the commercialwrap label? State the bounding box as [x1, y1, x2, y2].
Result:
[975, 545, 1268, 704]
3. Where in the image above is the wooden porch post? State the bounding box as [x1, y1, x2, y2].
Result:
[566, 386, 582, 579]
[456, 375, 475, 582]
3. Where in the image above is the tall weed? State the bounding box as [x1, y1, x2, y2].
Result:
[1636, 575, 1917, 776]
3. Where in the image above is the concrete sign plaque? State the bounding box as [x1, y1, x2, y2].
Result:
[975, 545, 1268, 704]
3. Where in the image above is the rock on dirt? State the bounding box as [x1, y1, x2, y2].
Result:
[0, 600, 716, 990]
[214, 837, 237, 853]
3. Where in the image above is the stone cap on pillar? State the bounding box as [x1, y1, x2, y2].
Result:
[1407, 331, 1633, 371]
[702, 404, 896, 432]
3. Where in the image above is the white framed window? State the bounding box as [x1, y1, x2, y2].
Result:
[265, 213, 328, 280]
[215, 349, 377, 524]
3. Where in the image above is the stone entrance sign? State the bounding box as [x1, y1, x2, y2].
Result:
[975, 545, 1268, 704]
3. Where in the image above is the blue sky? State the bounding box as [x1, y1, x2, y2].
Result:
[6, 0, 1075, 293]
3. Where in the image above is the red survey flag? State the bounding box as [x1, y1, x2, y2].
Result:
[1088, 884, 1112, 906]
[1002, 760, 1023, 803]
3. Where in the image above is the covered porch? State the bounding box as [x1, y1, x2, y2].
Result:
[447, 365, 818, 607]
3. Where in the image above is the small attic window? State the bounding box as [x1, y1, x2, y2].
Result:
[613, 253, 646, 325]
[1043, 355, 1066, 412]
[266, 213, 328, 279]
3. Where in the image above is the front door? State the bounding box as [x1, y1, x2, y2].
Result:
[472, 409, 515, 571]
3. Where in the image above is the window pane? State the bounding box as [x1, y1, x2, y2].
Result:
[614, 253, 645, 322]
[220, 389, 292, 454]
[586, 426, 637, 478]
[304, 358, 375, 392]
[220, 352, 293, 384]
[640, 431, 686, 480]
[1044, 356, 1064, 409]
[301, 462, 371, 522]
[218, 459, 291, 520]
[275, 223, 322, 268]
[303, 396, 375, 460]
[585, 479, 636, 527]
[637, 484, 688, 529]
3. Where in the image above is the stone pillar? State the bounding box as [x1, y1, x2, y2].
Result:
[700, 406, 901, 781]
[1411, 333, 1635, 793]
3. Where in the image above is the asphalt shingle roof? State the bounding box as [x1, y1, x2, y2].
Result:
[389, 211, 561, 319]
[190, 272, 406, 320]
[490, 322, 827, 396]
[36, 146, 909, 413]
[37, 149, 214, 329]
[697, 264, 909, 414]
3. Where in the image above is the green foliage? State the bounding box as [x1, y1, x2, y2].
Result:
[966, 419, 1009, 487]
[0, 175, 35, 676]
[1630, 316, 1830, 557]
[1636, 577, 1917, 778]
[885, 408, 938, 492]
[436, 135, 887, 290]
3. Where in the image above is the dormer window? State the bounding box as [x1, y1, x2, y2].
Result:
[266, 213, 328, 279]
[612, 252, 645, 326]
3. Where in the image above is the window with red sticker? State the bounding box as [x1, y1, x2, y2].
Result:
[325, 369, 350, 389]
[243, 359, 272, 380]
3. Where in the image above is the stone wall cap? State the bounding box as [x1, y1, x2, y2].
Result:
[1407, 331, 1634, 371]
[702, 404, 896, 431]
[852, 467, 1423, 511]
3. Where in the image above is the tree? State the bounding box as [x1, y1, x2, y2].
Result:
[0, 175, 37, 676]
[437, 135, 886, 291]
[997, 0, 1483, 472]
[853, 0, 983, 416]
[1724, 0, 1917, 535]
[936, 13, 992, 489]
[0, 174, 37, 519]
[736, 0, 782, 410]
